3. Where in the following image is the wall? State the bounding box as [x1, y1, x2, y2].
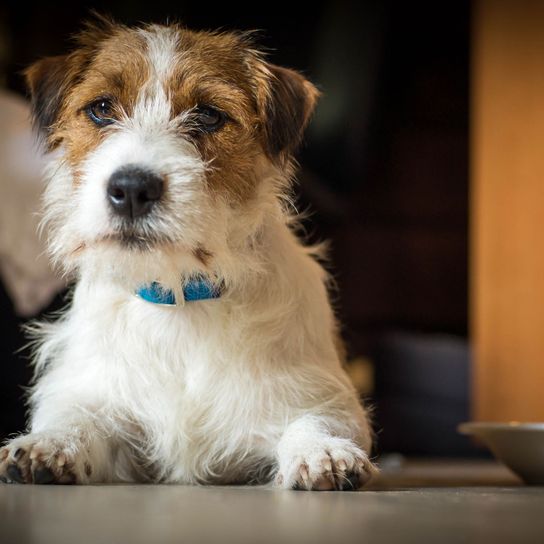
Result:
[472, 0, 544, 421]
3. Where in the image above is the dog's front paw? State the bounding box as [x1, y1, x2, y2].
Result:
[276, 437, 377, 491]
[0, 433, 92, 485]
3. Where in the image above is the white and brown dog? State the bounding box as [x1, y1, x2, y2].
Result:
[0, 18, 375, 490]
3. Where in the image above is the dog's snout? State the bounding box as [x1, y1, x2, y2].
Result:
[107, 167, 164, 219]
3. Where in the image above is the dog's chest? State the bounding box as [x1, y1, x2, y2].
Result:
[122, 356, 276, 482]
[101, 301, 279, 479]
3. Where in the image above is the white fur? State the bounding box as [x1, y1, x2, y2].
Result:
[140, 25, 179, 85]
[0, 25, 375, 489]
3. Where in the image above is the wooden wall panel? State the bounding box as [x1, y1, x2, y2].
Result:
[472, 0, 544, 421]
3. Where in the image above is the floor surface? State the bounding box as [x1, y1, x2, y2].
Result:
[1, 460, 543, 544]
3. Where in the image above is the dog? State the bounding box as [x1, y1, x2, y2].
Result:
[0, 17, 375, 490]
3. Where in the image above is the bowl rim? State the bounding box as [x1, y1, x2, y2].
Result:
[459, 421, 544, 434]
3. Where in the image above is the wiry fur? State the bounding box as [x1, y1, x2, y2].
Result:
[0, 19, 376, 490]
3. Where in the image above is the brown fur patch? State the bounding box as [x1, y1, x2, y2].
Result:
[163, 30, 267, 204]
[193, 245, 213, 267]
[55, 28, 148, 174]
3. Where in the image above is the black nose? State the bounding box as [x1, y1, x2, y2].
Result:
[107, 167, 164, 219]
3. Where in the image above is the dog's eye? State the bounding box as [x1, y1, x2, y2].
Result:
[86, 98, 116, 127]
[193, 105, 226, 133]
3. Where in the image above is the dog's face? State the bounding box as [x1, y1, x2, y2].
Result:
[26, 19, 318, 286]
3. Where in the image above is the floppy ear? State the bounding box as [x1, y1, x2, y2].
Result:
[24, 15, 116, 149]
[261, 64, 320, 159]
[24, 55, 73, 149]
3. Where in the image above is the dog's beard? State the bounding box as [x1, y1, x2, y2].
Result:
[70, 232, 197, 295]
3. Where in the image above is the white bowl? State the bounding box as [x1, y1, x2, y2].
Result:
[458, 422, 544, 485]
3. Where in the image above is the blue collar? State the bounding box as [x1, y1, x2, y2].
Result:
[136, 277, 221, 305]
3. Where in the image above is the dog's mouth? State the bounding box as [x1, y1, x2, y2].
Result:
[95, 228, 174, 252]
[107, 231, 159, 251]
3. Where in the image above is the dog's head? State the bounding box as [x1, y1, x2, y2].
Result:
[26, 17, 319, 287]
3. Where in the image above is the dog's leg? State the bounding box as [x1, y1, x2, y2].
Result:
[275, 415, 377, 491]
[0, 422, 113, 484]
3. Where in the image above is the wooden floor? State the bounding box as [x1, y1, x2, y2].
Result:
[1, 460, 543, 544]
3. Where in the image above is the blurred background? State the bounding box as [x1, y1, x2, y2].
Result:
[1, 0, 541, 461]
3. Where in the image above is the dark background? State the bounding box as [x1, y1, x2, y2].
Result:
[0, 1, 472, 456]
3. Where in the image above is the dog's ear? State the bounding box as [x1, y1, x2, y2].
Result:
[259, 64, 320, 160]
[24, 55, 74, 148]
[24, 15, 116, 149]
